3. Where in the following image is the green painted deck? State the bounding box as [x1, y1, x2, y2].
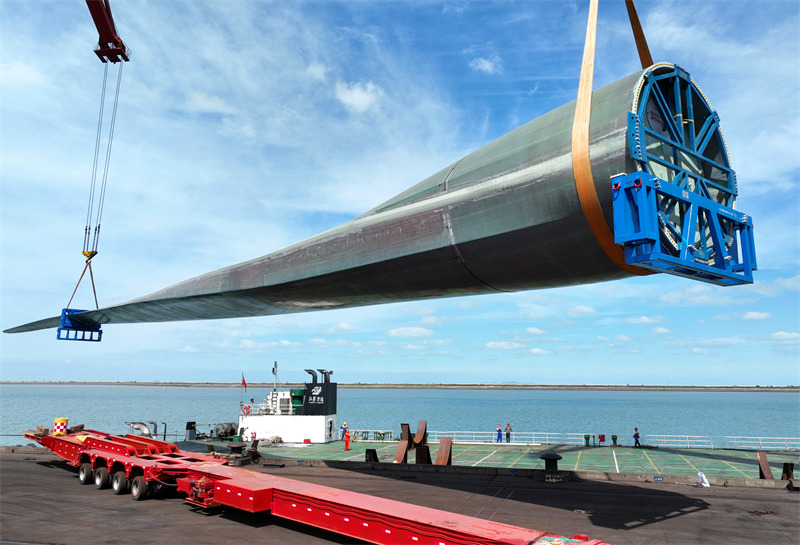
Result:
[253, 440, 798, 480]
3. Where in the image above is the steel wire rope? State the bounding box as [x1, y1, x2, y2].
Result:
[70, 62, 123, 310]
[91, 61, 124, 254]
[84, 62, 109, 255]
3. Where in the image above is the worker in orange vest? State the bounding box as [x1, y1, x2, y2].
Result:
[344, 429, 351, 451]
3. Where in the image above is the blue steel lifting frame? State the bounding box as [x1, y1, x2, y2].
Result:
[57, 308, 102, 342]
[612, 172, 755, 285]
[613, 64, 756, 286]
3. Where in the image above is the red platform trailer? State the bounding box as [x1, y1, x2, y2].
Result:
[26, 429, 605, 545]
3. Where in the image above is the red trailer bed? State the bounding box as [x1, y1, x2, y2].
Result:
[26, 429, 605, 545]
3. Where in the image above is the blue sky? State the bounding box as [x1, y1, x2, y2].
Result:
[1, 1, 798, 385]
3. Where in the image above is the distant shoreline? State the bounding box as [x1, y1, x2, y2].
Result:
[1, 382, 797, 392]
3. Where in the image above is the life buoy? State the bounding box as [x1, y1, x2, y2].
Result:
[242, 405, 251, 415]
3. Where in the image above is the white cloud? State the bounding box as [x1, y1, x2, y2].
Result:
[423, 339, 453, 346]
[337, 322, 356, 331]
[566, 305, 596, 318]
[771, 331, 800, 341]
[469, 52, 503, 75]
[529, 348, 551, 355]
[334, 81, 384, 113]
[0, 62, 47, 88]
[329, 339, 363, 347]
[388, 327, 434, 338]
[659, 284, 751, 306]
[526, 327, 545, 335]
[626, 316, 663, 324]
[652, 327, 670, 335]
[442, 4, 468, 15]
[485, 341, 524, 350]
[615, 335, 631, 343]
[306, 62, 328, 81]
[420, 316, 443, 326]
[740, 311, 770, 320]
[238, 339, 301, 350]
[184, 92, 237, 115]
[751, 275, 800, 296]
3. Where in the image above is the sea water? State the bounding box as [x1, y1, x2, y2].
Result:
[1, 384, 798, 446]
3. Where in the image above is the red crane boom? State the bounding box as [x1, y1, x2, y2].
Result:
[85, 0, 129, 62]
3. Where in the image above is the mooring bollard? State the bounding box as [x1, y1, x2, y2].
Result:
[540, 451, 563, 472]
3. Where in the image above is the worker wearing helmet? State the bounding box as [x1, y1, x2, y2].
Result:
[340, 421, 349, 440]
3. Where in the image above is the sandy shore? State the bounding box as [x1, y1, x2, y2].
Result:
[1, 381, 797, 392]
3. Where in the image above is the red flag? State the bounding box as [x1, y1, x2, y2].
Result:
[241, 374, 247, 391]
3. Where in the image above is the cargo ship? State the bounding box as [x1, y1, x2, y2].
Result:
[237, 367, 338, 444]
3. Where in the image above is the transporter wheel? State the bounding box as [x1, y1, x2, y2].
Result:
[130, 476, 148, 501]
[111, 471, 129, 495]
[94, 467, 109, 489]
[78, 463, 93, 485]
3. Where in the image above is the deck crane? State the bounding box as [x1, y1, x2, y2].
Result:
[58, 0, 129, 342]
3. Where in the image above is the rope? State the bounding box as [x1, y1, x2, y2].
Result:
[66, 260, 100, 310]
[83, 61, 123, 258]
[70, 62, 124, 309]
[84, 63, 109, 255]
[624, 0, 653, 68]
[92, 61, 123, 254]
[569, 0, 652, 277]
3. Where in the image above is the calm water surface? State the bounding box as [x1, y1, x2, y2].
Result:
[1, 384, 797, 445]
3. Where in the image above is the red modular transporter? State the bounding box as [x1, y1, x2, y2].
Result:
[26, 429, 605, 545]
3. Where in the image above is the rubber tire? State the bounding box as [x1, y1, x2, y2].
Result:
[94, 467, 109, 489]
[111, 471, 129, 495]
[78, 463, 93, 485]
[130, 476, 147, 501]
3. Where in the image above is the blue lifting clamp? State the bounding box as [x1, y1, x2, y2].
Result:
[57, 308, 102, 342]
[612, 172, 756, 286]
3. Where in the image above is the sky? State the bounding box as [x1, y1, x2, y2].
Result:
[1, 1, 798, 386]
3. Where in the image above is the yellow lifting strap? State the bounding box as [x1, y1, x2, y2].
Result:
[624, 0, 654, 69]
[570, 0, 653, 276]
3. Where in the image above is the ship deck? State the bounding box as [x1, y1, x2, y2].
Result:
[225, 439, 798, 481]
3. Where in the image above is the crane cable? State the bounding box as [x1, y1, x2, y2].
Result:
[570, 0, 653, 276]
[68, 61, 124, 310]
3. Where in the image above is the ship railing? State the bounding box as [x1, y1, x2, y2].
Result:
[350, 429, 395, 441]
[426, 431, 567, 445]
[717, 436, 800, 451]
[644, 434, 715, 449]
[641, 435, 800, 451]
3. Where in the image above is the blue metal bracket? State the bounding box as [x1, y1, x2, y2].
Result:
[612, 172, 756, 286]
[57, 308, 102, 341]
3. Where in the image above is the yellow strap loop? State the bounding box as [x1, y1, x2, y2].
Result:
[571, 0, 651, 276]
